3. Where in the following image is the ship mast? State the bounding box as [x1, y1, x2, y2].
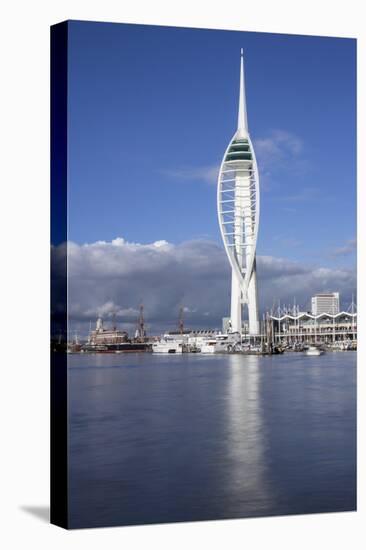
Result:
[137, 303, 145, 339]
[179, 306, 184, 335]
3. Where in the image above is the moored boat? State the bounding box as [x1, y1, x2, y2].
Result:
[305, 346, 324, 356]
[200, 339, 217, 353]
[152, 339, 183, 354]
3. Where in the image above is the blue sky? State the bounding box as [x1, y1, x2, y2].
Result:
[68, 21, 356, 267]
[64, 21, 356, 329]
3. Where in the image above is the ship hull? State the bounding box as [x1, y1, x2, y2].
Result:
[82, 343, 152, 353]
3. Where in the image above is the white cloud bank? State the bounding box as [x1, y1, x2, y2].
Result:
[52, 237, 356, 335]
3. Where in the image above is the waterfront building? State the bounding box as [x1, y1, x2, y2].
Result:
[270, 310, 357, 345]
[217, 50, 260, 336]
[311, 292, 340, 316]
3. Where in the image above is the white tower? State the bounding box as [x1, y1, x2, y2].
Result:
[217, 50, 260, 336]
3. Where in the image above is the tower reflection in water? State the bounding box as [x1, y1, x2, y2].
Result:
[224, 354, 275, 516]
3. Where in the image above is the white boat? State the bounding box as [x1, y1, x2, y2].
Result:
[152, 339, 183, 354]
[332, 341, 353, 351]
[214, 333, 242, 353]
[200, 339, 217, 353]
[305, 346, 324, 356]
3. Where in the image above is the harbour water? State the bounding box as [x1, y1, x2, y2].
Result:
[68, 352, 356, 528]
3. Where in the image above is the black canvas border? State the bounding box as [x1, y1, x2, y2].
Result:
[50, 20, 69, 529]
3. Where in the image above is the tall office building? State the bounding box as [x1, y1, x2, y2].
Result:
[217, 50, 260, 336]
[311, 293, 340, 316]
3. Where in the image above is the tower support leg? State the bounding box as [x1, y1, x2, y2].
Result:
[230, 271, 242, 333]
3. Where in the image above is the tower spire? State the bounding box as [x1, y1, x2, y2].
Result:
[237, 48, 248, 137]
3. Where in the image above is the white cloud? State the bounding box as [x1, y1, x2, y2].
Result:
[52, 237, 356, 336]
[254, 129, 303, 165]
[276, 186, 319, 203]
[161, 164, 219, 185]
[111, 237, 125, 246]
[331, 238, 357, 257]
[254, 129, 308, 191]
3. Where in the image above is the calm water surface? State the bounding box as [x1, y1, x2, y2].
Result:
[68, 352, 356, 528]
